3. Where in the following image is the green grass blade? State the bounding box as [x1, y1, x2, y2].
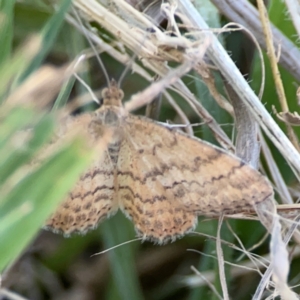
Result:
[19, 0, 72, 82]
[0, 137, 93, 271]
[0, 112, 54, 186]
[0, 36, 41, 101]
[102, 214, 144, 300]
[0, 0, 17, 64]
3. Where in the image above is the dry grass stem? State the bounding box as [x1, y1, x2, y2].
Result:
[163, 91, 193, 135]
[223, 22, 265, 100]
[216, 215, 229, 300]
[256, 0, 300, 151]
[125, 60, 193, 111]
[178, 0, 300, 178]
[260, 131, 294, 204]
[284, 0, 300, 38]
[184, 246, 300, 288]
[190, 266, 223, 300]
[211, 0, 300, 82]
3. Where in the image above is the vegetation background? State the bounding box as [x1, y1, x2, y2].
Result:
[1, 0, 300, 299]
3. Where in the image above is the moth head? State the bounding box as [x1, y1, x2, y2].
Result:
[101, 79, 124, 107]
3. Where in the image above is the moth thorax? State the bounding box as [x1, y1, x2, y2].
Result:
[103, 109, 120, 126]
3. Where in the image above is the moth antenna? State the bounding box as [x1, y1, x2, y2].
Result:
[72, 6, 110, 87]
[117, 52, 137, 89]
[118, 30, 152, 89]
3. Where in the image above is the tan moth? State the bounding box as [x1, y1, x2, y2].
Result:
[45, 79, 273, 243]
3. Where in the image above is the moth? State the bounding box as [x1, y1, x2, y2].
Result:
[45, 79, 273, 243]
